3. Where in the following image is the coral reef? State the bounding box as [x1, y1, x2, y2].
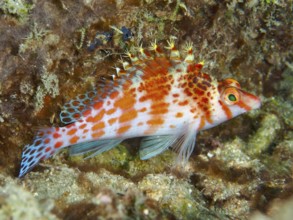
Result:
[0, 0, 292, 219]
[0, 174, 57, 219]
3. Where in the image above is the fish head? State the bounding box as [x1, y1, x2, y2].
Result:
[217, 78, 261, 119]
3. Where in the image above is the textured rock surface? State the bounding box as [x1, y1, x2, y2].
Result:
[0, 0, 292, 219]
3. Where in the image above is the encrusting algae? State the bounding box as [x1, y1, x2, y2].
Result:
[19, 39, 261, 177]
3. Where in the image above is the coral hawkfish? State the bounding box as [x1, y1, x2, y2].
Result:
[19, 40, 261, 177]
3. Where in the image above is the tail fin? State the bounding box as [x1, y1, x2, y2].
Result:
[19, 127, 62, 178]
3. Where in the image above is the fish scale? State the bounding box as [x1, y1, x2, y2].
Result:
[18, 40, 261, 177]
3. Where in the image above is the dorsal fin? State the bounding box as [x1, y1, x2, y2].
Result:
[59, 89, 98, 124]
[59, 42, 188, 125]
[59, 76, 130, 124]
[59, 77, 117, 124]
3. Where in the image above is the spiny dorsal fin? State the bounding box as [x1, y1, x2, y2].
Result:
[60, 41, 198, 124]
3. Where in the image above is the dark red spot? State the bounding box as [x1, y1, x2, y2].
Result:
[83, 109, 92, 117]
[195, 63, 203, 70]
[79, 94, 86, 99]
[53, 133, 62, 139]
[73, 113, 81, 119]
[54, 141, 63, 149]
[27, 157, 34, 163]
[72, 101, 80, 106]
[88, 91, 96, 98]
[34, 140, 42, 146]
[194, 88, 204, 96]
[37, 146, 45, 152]
[68, 108, 75, 113]
[84, 99, 90, 105]
[197, 83, 207, 91]
[193, 77, 198, 84]
[201, 97, 209, 104]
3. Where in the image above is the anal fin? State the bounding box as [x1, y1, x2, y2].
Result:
[139, 135, 178, 160]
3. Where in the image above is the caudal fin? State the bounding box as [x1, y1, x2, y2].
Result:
[19, 127, 62, 178]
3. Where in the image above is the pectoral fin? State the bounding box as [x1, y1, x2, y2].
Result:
[69, 139, 123, 158]
[139, 135, 178, 160]
[172, 129, 197, 164]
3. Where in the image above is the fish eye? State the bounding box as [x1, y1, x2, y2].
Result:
[222, 87, 240, 105]
[228, 94, 237, 102]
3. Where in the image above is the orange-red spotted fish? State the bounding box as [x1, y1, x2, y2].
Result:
[19, 40, 261, 177]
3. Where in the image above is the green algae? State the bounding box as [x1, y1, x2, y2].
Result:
[247, 113, 281, 156]
[35, 69, 60, 114]
[19, 23, 50, 54]
[68, 144, 132, 173]
[0, 0, 33, 22]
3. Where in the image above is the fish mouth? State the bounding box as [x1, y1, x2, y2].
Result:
[240, 89, 261, 110]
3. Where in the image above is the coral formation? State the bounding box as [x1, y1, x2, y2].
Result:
[0, 0, 292, 219]
[0, 174, 57, 219]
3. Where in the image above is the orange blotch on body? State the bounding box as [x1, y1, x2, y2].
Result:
[53, 133, 61, 139]
[114, 96, 136, 110]
[117, 125, 131, 134]
[92, 131, 105, 138]
[108, 117, 117, 125]
[110, 91, 119, 99]
[82, 109, 92, 117]
[93, 101, 103, 110]
[178, 100, 189, 106]
[150, 108, 168, 115]
[106, 108, 116, 115]
[119, 109, 138, 123]
[70, 136, 79, 144]
[147, 118, 164, 126]
[92, 122, 105, 131]
[67, 128, 77, 136]
[91, 110, 105, 122]
[79, 124, 87, 129]
[54, 141, 63, 149]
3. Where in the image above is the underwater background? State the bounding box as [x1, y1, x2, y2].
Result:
[0, 0, 292, 219]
